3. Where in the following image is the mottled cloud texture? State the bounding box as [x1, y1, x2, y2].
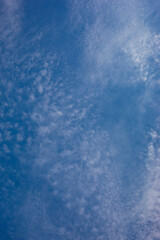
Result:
[0, 0, 160, 239]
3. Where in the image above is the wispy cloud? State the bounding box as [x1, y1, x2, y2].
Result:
[70, 0, 159, 87]
[134, 130, 160, 239]
[0, 0, 22, 49]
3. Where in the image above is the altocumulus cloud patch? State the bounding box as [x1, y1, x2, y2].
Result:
[0, 0, 160, 239]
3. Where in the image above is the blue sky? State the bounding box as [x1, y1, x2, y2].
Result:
[0, 0, 160, 239]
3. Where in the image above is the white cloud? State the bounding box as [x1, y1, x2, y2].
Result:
[17, 133, 23, 142]
[41, 69, 47, 77]
[134, 130, 160, 239]
[3, 144, 10, 153]
[37, 84, 43, 94]
[0, 0, 22, 49]
[70, 0, 158, 87]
